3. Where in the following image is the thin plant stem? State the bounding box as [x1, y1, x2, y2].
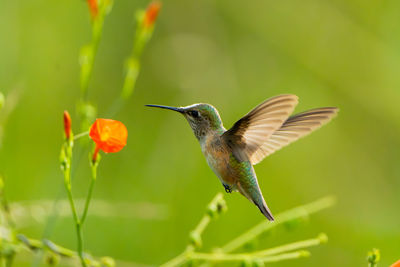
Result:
[63, 168, 86, 267]
[367, 248, 380, 267]
[160, 250, 190, 267]
[162, 235, 325, 267]
[162, 196, 334, 267]
[193, 215, 211, 238]
[190, 250, 310, 262]
[258, 250, 310, 262]
[81, 13, 104, 100]
[80, 165, 97, 225]
[160, 193, 226, 267]
[61, 138, 87, 267]
[18, 234, 143, 266]
[252, 233, 327, 257]
[221, 196, 335, 253]
[74, 131, 89, 140]
[191, 193, 223, 236]
[162, 250, 310, 266]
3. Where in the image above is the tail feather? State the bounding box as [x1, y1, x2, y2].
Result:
[254, 200, 274, 221]
[237, 180, 275, 221]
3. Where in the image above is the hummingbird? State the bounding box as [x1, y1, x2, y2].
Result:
[146, 95, 338, 220]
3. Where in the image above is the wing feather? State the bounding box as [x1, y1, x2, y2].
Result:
[222, 94, 298, 162]
[250, 107, 338, 164]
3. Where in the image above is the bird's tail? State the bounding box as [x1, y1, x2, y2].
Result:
[237, 180, 275, 221]
[254, 200, 274, 221]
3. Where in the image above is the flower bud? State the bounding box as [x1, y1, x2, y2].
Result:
[367, 248, 380, 265]
[63, 111, 72, 140]
[143, 1, 161, 28]
[87, 0, 98, 19]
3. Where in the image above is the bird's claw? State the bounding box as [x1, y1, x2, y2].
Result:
[223, 184, 232, 193]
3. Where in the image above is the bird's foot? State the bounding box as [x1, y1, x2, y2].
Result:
[223, 184, 232, 193]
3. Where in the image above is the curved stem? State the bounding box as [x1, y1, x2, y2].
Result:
[73, 131, 89, 140]
[80, 167, 97, 225]
[221, 196, 335, 253]
[160, 249, 191, 267]
[81, 14, 103, 100]
[64, 174, 86, 267]
[160, 193, 225, 267]
[252, 233, 327, 257]
[190, 250, 309, 262]
[163, 196, 334, 267]
[75, 222, 85, 267]
[62, 142, 87, 267]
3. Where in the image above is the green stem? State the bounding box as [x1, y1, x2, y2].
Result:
[81, 18, 102, 101]
[42, 239, 76, 257]
[62, 145, 86, 267]
[160, 249, 191, 267]
[73, 131, 89, 141]
[193, 214, 211, 237]
[367, 248, 380, 267]
[221, 196, 335, 253]
[164, 196, 334, 267]
[252, 233, 327, 257]
[190, 250, 310, 262]
[161, 193, 226, 267]
[4, 255, 14, 267]
[75, 222, 85, 267]
[80, 166, 97, 225]
[258, 250, 310, 262]
[191, 193, 223, 236]
[64, 177, 86, 267]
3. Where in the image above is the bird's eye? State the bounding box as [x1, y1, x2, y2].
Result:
[189, 110, 200, 118]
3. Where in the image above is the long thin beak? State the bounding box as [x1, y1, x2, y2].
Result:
[145, 104, 184, 113]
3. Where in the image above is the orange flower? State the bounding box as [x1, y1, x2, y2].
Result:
[89, 119, 128, 162]
[143, 1, 161, 28]
[63, 111, 72, 140]
[391, 260, 400, 267]
[87, 0, 98, 18]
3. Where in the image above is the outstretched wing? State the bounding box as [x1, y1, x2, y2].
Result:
[249, 107, 338, 164]
[222, 94, 298, 163]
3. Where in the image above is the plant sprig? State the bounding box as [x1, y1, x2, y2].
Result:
[162, 195, 335, 266]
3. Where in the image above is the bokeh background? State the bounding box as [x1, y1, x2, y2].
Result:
[1, 0, 400, 266]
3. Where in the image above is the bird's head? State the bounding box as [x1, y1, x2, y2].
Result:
[146, 103, 224, 140]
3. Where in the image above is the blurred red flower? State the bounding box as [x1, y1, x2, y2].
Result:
[87, 0, 98, 18]
[143, 1, 161, 28]
[89, 119, 127, 161]
[63, 111, 72, 140]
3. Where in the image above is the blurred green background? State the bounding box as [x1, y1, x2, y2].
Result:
[1, 0, 400, 266]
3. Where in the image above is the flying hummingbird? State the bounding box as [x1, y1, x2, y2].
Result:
[146, 95, 338, 220]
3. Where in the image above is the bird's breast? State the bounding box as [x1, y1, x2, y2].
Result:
[201, 135, 238, 186]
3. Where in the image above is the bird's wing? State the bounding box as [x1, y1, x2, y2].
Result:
[249, 107, 339, 164]
[222, 94, 298, 163]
